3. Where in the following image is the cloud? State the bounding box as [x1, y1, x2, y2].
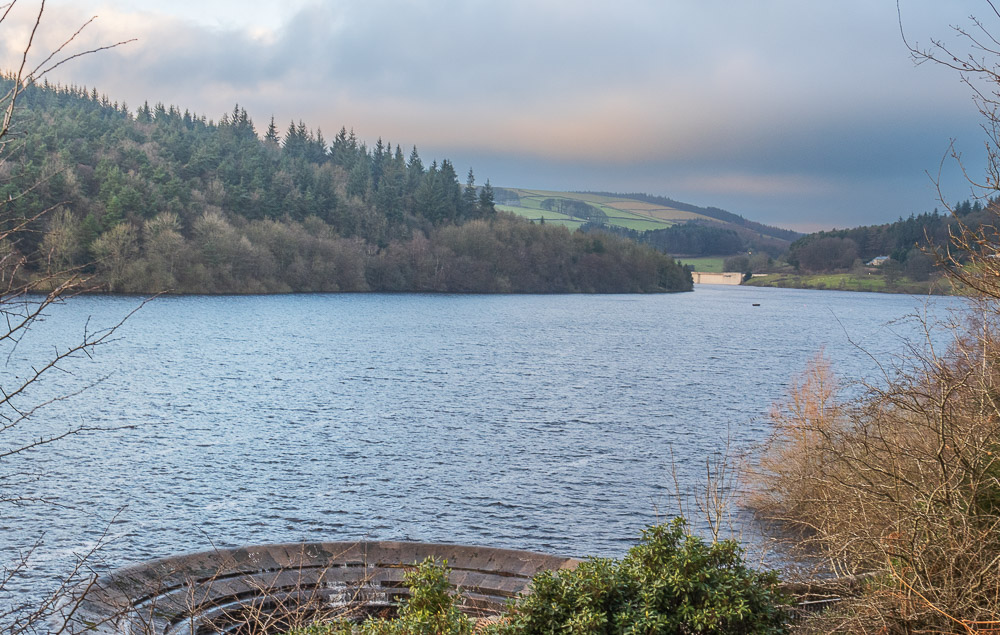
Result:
[0, 0, 993, 228]
[674, 173, 837, 198]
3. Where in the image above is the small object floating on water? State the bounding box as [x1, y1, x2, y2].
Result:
[752, 303, 761, 307]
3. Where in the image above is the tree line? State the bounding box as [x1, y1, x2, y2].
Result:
[580, 220, 789, 260]
[0, 78, 691, 294]
[784, 203, 988, 275]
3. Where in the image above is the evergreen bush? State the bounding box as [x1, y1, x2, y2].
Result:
[501, 518, 789, 634]
[288, 520, 789, 635]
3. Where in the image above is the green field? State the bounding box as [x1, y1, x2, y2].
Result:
[496, 189, 703, 232]
[677, 257, 725, 272]
[745, 272, 951, 295]
[495, 205, 582, 228]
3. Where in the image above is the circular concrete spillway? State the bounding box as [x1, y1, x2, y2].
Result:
[52, 541, 582, 634]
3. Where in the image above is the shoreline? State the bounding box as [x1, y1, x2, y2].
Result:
[743, 273, 956, 296]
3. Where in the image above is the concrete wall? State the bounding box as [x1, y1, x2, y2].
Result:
[691, 271, 743, 285]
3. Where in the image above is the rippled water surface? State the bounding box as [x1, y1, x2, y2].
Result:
[2, 286, 966, 603]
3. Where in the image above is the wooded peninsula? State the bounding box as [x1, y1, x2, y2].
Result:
[0, 79, 692, 295]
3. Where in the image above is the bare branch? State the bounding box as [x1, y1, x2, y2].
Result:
[0, 4, 141, 631]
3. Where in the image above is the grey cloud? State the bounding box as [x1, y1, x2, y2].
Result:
[23, 0, 998, 228]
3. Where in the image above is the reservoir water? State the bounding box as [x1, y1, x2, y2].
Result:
[0, 285, 967, 607]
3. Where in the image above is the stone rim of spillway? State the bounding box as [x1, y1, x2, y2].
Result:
[50, 540, 582, 634]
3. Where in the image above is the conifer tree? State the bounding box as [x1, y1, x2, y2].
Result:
[331, 127, 352, 166]
[479, 179, 496, 216]
[311, 127, 327, 163]
[264, 116, 279, 146]
[283, 120, 305, 157]
[137, 100, 152, 123]
[462, 168, 478, 219]
[437, 159, 461, 223]
[407, 146, 425, 194]
[371, 137, 387, 191]
[347, 153, 371, 200]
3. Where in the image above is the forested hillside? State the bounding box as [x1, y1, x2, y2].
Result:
[786, 204, 990, 276]
[0, 79, 691, 294]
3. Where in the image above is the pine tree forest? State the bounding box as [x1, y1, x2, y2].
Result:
[0, 79, 692, 294]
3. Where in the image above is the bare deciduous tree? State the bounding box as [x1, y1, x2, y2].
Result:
[743, 9, 1000, 631]
[752, 317, 1000, 632]
[0, 2, 134, 632]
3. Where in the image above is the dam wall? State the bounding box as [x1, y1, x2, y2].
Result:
[691, 271, 743, 285]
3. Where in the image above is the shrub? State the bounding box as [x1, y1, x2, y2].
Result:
[500, 518, 789, 634]
[365, 557, 473, 635]
[752, 336, 1000, 632]
[286, 558, 472, 635]
[290, 522, 788, 635]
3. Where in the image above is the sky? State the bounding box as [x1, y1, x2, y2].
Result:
[0, 0, 995, 231]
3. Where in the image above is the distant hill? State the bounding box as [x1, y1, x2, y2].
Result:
[588, 191, 801, 243]
[495, 188, 800, 258]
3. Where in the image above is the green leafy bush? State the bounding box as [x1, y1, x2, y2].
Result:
[361, 557, 472, 635]
[286, 557, 472, 635]
[501, 518, 789, 634]
[290, 520, 788, 635]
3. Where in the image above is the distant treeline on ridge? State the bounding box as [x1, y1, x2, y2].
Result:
[785, 203, 991, 276]
[0, 78, 692, 294]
